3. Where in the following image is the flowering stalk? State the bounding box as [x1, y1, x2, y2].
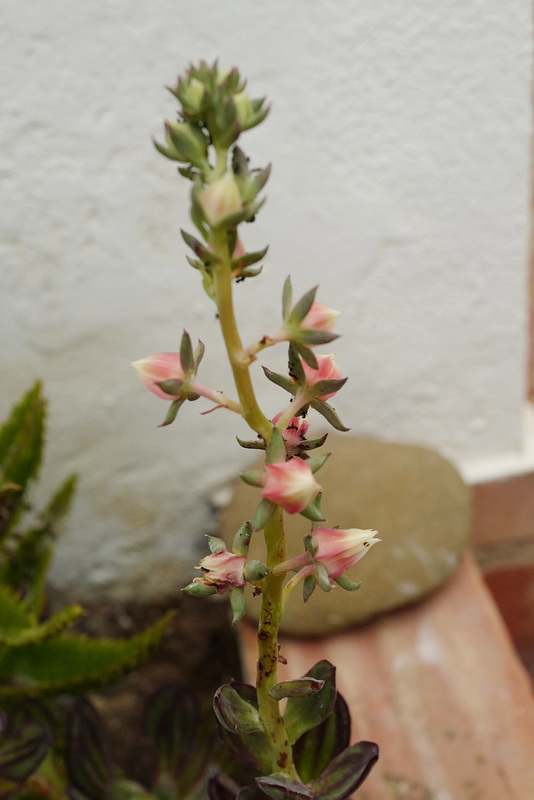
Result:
[136, 60, 380, 797]
[210, 230, 297, 771]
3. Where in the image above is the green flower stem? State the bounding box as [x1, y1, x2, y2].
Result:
[211, 237, 272, 441]
[240, 328, 286, 365]
[272, 551, 312, 576]
[193, 380, 242, 414]
[256, 508, 299, 777]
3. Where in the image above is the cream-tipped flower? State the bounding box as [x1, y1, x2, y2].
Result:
[193, 549, 247, 595]
[261, 458, 321, 514]
[132, 353, 184, 400]
[302, 353, 343, 401]
[312, 528, 380, 580]
[199, 172, 242, 227]
[302, 302, 340, 333]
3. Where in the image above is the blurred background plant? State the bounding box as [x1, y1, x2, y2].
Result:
[0, 383, 173, 798]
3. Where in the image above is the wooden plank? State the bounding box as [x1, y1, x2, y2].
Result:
[239, 554, 534, 799]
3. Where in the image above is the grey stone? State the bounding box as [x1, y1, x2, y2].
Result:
[219, 435, 471, 636]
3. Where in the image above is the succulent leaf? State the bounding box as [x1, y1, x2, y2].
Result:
[213, 685, 263, 735]
[309, 741, 379, 800]
[293, 692, 351, 784]
[255, 773, 313, 800]
[283, 661, 336, 746]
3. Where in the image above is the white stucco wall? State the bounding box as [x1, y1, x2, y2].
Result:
[0, 1, 531, 597]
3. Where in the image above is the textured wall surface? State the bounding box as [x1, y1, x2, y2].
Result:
[0, 1, 531, 596]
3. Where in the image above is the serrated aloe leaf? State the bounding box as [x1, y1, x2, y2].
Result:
[255, 773, 313, 800]
[0, 381, 45, 486]
[268, 678, 324, 701]
[283, 661, 336, 746]
[266, 427, 286, 465]
[0, 384, 44, 543]
[309, 741, 379, 800]
[65, 698, 114, 800]
[293, 693, 351, 784]
[0, 612, 173, 700]
[0, 602, 83, 648]
[0, 474, 77, 614]
[309, 401, 349, 433]
[0, 719, 50, 782]
[213, 685, 263, 735]
[26, 473, 77, 613]
[0, 585, 35, 639]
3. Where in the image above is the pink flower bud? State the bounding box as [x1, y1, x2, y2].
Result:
[261, 458, 321, 514]
[301, 302, 340, 333]
[132, 353, 184, 400]
[312, 528, 380, 580]
[194, 549, 247, 595]
[302, 353, 343, 401]
[271, 413, 310, 448]
[199, 172, 243, 226]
